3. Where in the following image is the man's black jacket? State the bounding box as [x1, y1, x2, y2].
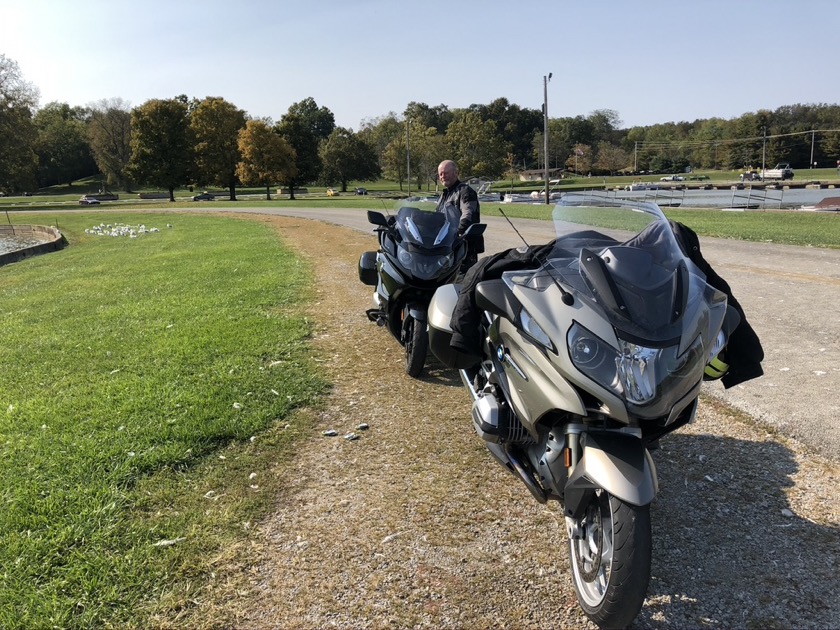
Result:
[436, 180, 484, 253]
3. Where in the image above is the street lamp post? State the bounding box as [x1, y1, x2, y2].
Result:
[761, 125, 767, 178]
[543, 73, 552, 204]
[406, 118, 411, 197]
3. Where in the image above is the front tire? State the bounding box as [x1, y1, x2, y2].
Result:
[568, 490, 651, 629]
[404, 316, 428, 377]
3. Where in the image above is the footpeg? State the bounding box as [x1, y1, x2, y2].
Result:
[366, 309, 386, 326]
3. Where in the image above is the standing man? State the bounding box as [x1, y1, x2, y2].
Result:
[436, 160, 484, 272]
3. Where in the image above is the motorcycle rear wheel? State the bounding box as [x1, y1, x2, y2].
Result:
[568, 489, 651, 629]
[404, 316, 428, 377]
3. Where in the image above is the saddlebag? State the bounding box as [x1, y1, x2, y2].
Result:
[428, 284, 482, 369]
[358, 251, 377, 286]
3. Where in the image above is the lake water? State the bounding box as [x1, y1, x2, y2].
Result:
[0, 233, 49, 255]
[597, 187, 838, 209]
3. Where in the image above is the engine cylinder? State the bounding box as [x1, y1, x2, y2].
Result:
[472, 390, 532, 444]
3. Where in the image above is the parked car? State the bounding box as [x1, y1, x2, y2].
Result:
[79, 196, 101, 205]
[192, 192, 215, 201]
[355, 187, 368, 195]
[659, 174, 685, 181]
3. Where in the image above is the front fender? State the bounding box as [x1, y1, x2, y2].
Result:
[563, 432, 658, 519]
[406, 303, 427, 322]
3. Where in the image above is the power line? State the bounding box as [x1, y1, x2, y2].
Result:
[634, 128, 840, 151]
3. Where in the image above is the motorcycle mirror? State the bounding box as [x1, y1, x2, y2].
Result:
[463, 223, 487, 237]
[475, 279, 521, 322]
[367, 210, 388, 226]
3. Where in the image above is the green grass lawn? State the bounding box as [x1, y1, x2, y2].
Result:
[0, 213, 327, 628]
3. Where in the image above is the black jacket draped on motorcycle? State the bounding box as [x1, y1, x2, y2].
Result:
[449, 221, 764, 389]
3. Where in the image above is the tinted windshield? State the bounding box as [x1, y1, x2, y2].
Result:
[393, 203, 460, 250]
[504, 193, 725, 348]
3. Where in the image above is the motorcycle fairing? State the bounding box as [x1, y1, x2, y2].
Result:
[497, 196, 730, 421]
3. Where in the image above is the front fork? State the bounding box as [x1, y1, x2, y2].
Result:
[563, 428, 658, 524]
[400, 303, 427, 344]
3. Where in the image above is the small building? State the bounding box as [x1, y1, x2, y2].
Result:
[518, 168, 565, 182]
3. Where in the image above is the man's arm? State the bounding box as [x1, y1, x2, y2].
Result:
[458, 185, 480, 235]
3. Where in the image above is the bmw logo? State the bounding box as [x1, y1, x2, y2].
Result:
[496, 346, 505, 362]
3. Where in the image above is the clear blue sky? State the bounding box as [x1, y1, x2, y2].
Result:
[2, 0, 837, 130]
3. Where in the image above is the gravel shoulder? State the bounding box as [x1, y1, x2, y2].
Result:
[199, 215, 840, 630]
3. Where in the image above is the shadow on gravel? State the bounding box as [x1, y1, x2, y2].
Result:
[417, 362, 463, 388]
[638, 434, 839, 629]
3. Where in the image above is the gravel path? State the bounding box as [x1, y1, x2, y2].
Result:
[202, 215, 839, 630]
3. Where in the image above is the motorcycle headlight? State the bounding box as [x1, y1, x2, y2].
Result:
[616, 340, 660, 404]
[568, 322, 704, 409]
[397, 246, 412, 267]
[568, 323, 619, 393]
[435, 252, 454, 270]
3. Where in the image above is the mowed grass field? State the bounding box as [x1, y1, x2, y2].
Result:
[0, 203, 838, 628]
[0, 213, 327, 628]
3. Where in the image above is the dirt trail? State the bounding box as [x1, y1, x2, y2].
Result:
[197, 215, 839, 630]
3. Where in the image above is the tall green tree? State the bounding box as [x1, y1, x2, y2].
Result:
[190, 97, 247, 200]
[593, 141, 632, 175]
[588, 109, 623, 146]
[565, 143, 592, 175]
[403, 102, 452, 134]
[535, 116, 595, 172]
[236, 119, 297, 200]
[358, 112, 403, 178]
[382, 134, 408, 191]
[406, 119, 445, 191]
[319, 127, 379, 192]
[468, 98, 542, 168]
[0, 54, 39, 194]
[286, 97, 335, 141]
[127, 97, 193, 202]
[445, 110, 509, 179]
[87, 98, 134, 191]
[275, 98, 335, 199]
[33, 102, 96, 187]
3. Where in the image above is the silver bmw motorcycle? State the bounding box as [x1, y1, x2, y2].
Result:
[428, 194, 738, 628]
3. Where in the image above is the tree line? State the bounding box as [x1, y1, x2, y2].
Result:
[2, 53, 840, 198]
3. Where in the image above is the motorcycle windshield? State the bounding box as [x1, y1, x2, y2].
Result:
[392, 203, 460, 250]
[503, 193, 728, 417]
[390, 203, 461, 281]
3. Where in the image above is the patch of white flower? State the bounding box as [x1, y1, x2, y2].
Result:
[85, 223, 162, 238]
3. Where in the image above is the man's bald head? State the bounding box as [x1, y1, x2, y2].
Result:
[438, 160, 459, 188]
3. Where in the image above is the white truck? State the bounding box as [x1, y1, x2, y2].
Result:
[761, 162, 794, 181]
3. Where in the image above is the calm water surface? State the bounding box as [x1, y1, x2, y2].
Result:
[0, 233, 47, 255]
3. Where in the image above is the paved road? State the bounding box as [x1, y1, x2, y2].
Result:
[211, 206, 840, 461]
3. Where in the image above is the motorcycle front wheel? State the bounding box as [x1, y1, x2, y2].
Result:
[568, 489, 651, 629]
[403, 316, 428, 377]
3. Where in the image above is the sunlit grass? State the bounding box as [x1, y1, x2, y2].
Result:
[0, 213, 327, 628]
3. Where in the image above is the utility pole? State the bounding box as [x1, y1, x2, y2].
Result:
[761, 125, 767, 178]
[543, 73, 552, 205]
[406, 119, 411, 197]
[810, 130, 816, 168]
